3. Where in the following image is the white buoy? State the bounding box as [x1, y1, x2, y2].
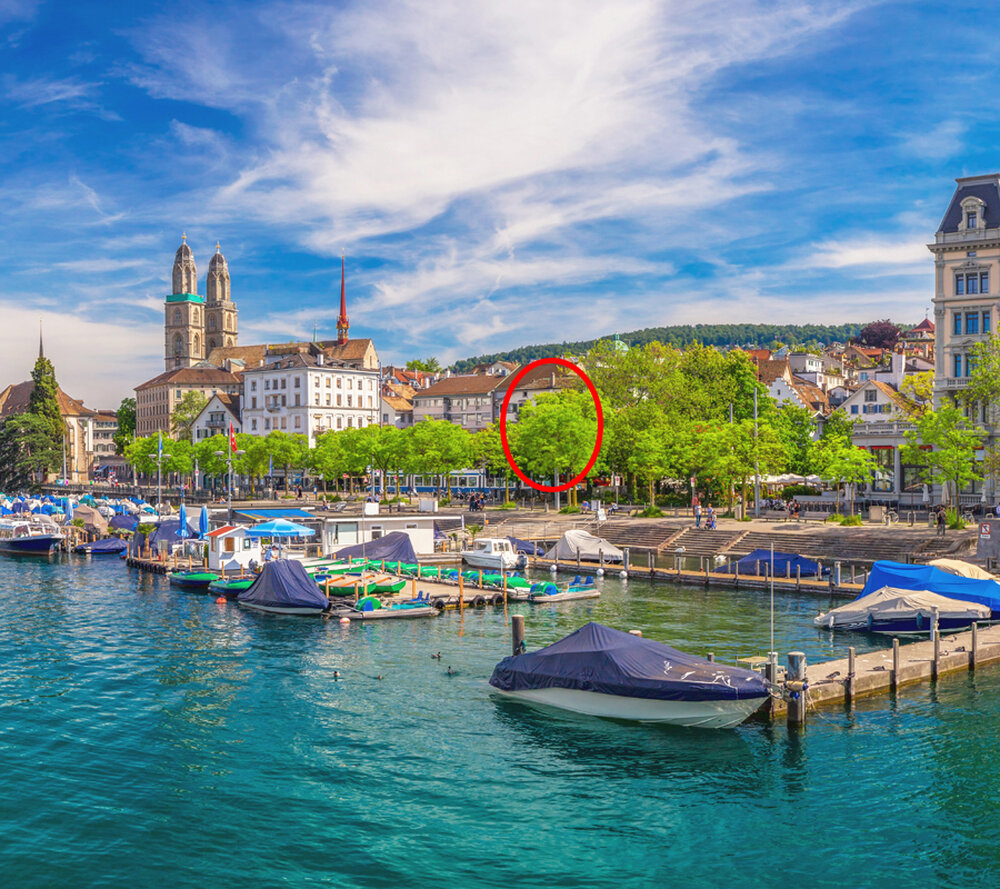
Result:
[549, 565, 558, 573]
[619, 571, 628, 580]
[596, 568, 605, 576]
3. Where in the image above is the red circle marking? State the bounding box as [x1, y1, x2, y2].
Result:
[499, 358, 604, 493]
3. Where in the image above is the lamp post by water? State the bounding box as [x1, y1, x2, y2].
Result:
[214, 448, 246, 523]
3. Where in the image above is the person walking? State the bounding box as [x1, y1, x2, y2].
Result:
[706, 504, 716, 531]
[936, 506, 946, 537]
[693, 496, 702, 529]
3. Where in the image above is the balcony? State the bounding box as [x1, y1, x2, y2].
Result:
[941, 377, 969, 390]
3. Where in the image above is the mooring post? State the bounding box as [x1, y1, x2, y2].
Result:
[891, 638, 900, 690]
[707, 652, 715, 662]
[478, 569, 483, 589]
[511, 614, 525, 655]
[700, 556, 705, 573]
[786, 562, 791, 579]
[704, 560, 710, 585]
[623, 548, 630, 572]
[851, 564, 856, 584]
[734, 562, 739, 587]
[459, 573, 465, 612]
[834, 561, 842, 590]
[796, 565, 801, 590]
[847, 646, 856, 701]
[577, 548, 581, 568]
[971, 621, 979, 671]
[649, 551, 655, 574]
[786, 651, 808, 726]
[599, 549, 604, 570]
[932, 609, 940, 681]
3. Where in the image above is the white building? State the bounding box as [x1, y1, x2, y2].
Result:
[322, 514, 437, 556]
[242, 351, 380, 446]
[192, 393, 241, 442]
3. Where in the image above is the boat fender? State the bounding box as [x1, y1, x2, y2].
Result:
[431, 598, 448, 610]
[471, 595, 486, 608]
[549, 565, 558, 573]
[215, 597, 226, 604]
[490, 593, 505, 606]
[339, 617, 350, 625]
[596, 568, 604, 576]
[619, 571, 628, 580]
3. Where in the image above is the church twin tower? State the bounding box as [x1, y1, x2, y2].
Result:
[164, 235, 238, 370]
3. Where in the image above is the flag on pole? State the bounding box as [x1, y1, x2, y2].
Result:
[229, 422, 237, 453]
[269, 455, 273, 477]
[157, 430, 163, 458]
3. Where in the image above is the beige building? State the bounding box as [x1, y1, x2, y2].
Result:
[135, 367, 242, 437]
[412, 375, 510, 431]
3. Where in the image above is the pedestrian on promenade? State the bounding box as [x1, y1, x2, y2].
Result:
[936, 506, 946, 537]
[706, 504, 716, 531]
[693, 495, 702, 529]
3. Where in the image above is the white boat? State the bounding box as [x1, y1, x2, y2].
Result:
[490, 623, 770, 729]
[494, 686, 766, 728]
[461, 537, 519, 571]
[0, 520, 64, 555]
[529, 583, 601, 603]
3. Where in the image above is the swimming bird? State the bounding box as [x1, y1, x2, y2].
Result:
[431, 652, 442, 659]
[333, 670, 340, 680]
[447, 666, 454, 676]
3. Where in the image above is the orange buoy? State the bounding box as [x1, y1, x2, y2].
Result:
[215, 597, 226, 604]
[339, 617, 350, 625]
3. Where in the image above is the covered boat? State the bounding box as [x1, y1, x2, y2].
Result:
[815, 586, 989, 634]
[544, 530, 623, 563]
[331, 531, 417, 565]
[860, 560, 1000, 618]
[74, 537, 127, 555]
[489, 622, 770, 728]
[928, 558, 995, 580]
[723, 549, 826, 577]
[508, 537, 545, 557]
[237, 560, 330, 615]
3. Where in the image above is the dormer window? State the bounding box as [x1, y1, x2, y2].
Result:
[961, 196, 986, 231]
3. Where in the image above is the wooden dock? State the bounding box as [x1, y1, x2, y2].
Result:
[531, 557, 864, 599]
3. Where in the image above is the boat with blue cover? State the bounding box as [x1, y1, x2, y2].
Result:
[74, 537, 128, 555]
[238, 560, 330, 615]
[490, 622, 771, 728]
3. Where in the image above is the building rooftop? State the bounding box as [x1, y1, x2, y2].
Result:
[135, 367, 242, 390]
[0, 381, 96, 418]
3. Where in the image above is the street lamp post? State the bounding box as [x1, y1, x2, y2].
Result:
[215, 448, 246, 523]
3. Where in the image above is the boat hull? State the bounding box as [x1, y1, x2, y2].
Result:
[530, 589, 601, 603]
[494, 687, 767, 729]
[338, 605, 439, 620]
[238, 601, 327, 616]
[0, 536, 61, 554]
[819, 614, 982, 635]
[461, 552, 519, 571]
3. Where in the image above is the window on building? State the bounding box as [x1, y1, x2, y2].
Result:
[264, 380, 270, 390]
[982, 272, 990, 293]
[281, 379, 286, 389]
[280, 417, 287, 429]
[967, 313, 980, 334]
[954, 312, 963, 335]
[864, 388, 877, 402]
[968, 354, 977, 376]
[326, 395, 331, 406]
[294, 415, 301, 428]
[954, 354, 964, 377]
[347, 395, 352, 407]
[985, 312, 992, 333]
[956, 275, 965, 295]
[251, 397, 257, 409]
[969, 213, 978, 229]
[294, 393, 300, 406]
[251, 419, 258, 431]
[347, 417, 353, 427]
[265, 418, 271, 430]
[281, 395, 287, 407]
[294, 377, 300, 388]
[337, 417, 342, 430]
[337, 394, 342, 406]
[872, 447, 894, 493]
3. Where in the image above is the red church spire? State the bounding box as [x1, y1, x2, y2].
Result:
[337, 254, 349, 345]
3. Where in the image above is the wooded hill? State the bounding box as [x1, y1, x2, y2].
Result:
[450, 322, 909, 373]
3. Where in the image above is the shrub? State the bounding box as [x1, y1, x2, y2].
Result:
[70, 517, 85, 528]
[840, 514, 863, 526]
[638, 506, 665, 518]
[438, 496, 451, 506]
[825, 514, 842, 523]
[496, 501, 517, 510]
[558, 505, 582, 514]
[136, 522, 156, 537]
[946, 508, 966, 530]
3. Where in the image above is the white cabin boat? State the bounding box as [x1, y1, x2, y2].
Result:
[461, 537, 519, 571]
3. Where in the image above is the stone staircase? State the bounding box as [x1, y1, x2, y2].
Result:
[597, 520, 685, 551]
[729, 529, 933, 566]
[666, 528, 749, 558]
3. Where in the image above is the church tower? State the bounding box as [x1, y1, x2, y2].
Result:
[164, 234, 206, 370]
[337, 254, 349, 345]
[205, 241, 238, 355]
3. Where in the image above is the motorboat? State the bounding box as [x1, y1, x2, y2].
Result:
[461, 537, 520, 571]
[0, 520, 63, 555]
[490, 622, 770, 728]
[169, 570, 220, 591]
[74, 538, 128, 555]
[815, 586, 989, 635]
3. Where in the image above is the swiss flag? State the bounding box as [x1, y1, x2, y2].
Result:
[229, 422, 237, 453]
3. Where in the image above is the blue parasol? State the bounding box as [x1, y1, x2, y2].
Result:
[199, 505, 209, 538]
[177, 501, 187, 537]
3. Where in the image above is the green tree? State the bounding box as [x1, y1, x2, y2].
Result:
[771, 405, 817, 475]
[124, 434, 192, 478]
[312, 431, 346, 494]
[900, 406, 985, 505]
[28, 355, 63, 443]
[406, 357, 442, 373]
[698, 419, 786, 511]
[406, 420, 472, 495]
[513, 391, 598, 505]
[0, 414, 62, 489]
[898, 371, 934, 417]
[113, 397, 137, 455]
[814, 438, 877, 514]
[170, 392, 209, 441]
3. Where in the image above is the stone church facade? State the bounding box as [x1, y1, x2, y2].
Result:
[164, 235, 238, 369]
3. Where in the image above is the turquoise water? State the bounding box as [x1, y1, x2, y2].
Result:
[2, 557, 999, 888]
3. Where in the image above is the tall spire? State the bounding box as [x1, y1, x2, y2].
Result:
[38, 318, 43, 359]
[337, 254, 349, 345]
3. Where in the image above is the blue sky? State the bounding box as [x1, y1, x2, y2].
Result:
[0, 0, 994, 406]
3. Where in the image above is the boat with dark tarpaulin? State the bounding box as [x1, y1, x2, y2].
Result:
[490, 622, 771, 728]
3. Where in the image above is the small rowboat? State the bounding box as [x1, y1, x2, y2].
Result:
[529, 578, 601, 603]
[335, 597, 439, 620]
[322, 573, 403, 595]
[170, 570, 220, 591]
